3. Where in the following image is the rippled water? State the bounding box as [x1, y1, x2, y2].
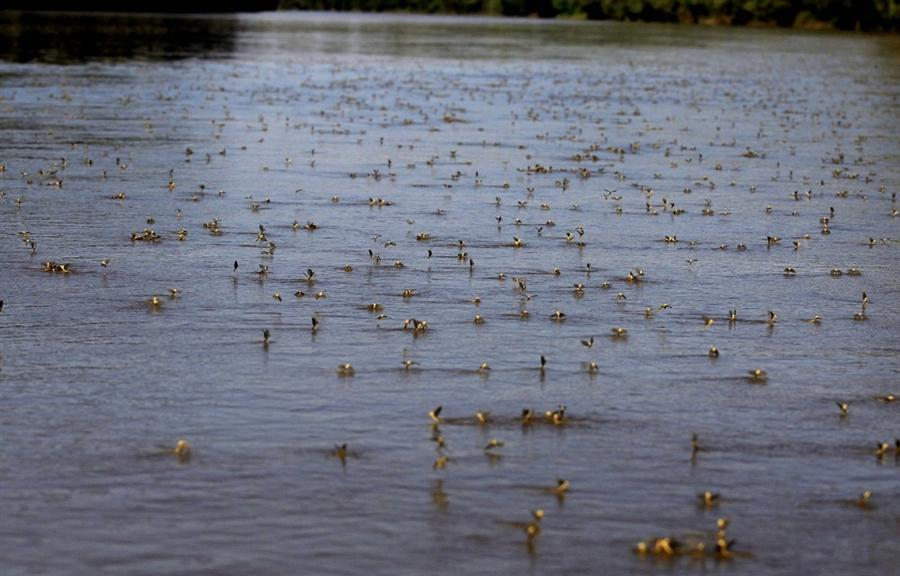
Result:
[1, 11, 899, 575]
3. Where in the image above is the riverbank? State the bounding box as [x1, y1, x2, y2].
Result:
[276, 1, 899, 32]
[1, 1, 895, 32]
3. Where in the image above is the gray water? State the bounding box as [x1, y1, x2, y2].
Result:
[1, 11, 899, 576]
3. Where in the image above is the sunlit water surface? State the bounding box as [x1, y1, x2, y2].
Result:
[1, 11, 899, 576]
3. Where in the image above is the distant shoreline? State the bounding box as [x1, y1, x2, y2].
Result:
[274, 1, 898, 32]
[1, 2, 896, 33]
[269, 9, 891, 33]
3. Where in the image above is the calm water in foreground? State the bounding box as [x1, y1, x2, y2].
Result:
[1, 11, 899, 575]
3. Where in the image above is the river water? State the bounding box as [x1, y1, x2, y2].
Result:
[0, 10, 898, 575]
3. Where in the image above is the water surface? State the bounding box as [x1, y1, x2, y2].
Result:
[1, 11, 899, 576]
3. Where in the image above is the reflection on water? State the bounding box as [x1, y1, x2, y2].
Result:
[0, 11, 899, 576]
[0, 11, 240, 63]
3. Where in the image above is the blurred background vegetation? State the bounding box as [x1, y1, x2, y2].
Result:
[278, 0, 899, 30]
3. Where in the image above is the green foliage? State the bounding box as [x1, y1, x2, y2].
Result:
[277, 0, 898, 30]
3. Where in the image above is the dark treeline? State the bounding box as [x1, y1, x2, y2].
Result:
[1, 1, 279, 13]
[278, 0, 899, 31]
[1, 0, 894, 30]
